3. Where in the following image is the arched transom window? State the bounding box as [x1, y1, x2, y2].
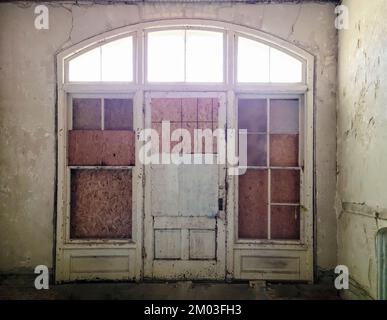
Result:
[64, 25, 306, 85]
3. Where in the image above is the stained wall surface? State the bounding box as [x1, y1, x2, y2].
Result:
[337, 0, 387, 299]
[0, 2, 337, 273]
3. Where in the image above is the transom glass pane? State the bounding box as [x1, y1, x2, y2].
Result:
[147, 29, 224, 83]
[270, 47, 302, 83]
[147, 30, 185, 82]
[185, 30, 223, 82]
[237, 37, 270, 83]
[237, 36, 303, 83]
[68, 36, 133, 82]
[69, 47, 101, 82]
[101, 37, 133, 81]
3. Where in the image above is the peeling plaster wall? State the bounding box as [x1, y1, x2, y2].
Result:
[0, 2, 337, 274]
[337, 0, 387, 299]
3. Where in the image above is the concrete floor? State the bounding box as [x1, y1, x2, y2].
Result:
[0, 275, 340, 300]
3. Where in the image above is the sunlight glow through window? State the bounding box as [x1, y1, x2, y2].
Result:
[185, 30, 223, 82]
[237, 36, 303, 83]
[147, 30, 185, 82]
[237, 37, 270, 83]
[67, 31, 303, 84]
[69, 47, 101, 82]
[68, 36, 133, 82]
[270, 47, 302, 83]
[101, 37, 133, 81]
[147, 29, 224, 83]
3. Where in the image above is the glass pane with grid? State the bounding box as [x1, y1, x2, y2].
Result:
[238, 98, 301, 240]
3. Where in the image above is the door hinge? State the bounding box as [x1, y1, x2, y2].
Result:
[142, 246, 147, 259]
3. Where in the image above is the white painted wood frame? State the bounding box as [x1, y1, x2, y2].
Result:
[56, 19, 314, 282]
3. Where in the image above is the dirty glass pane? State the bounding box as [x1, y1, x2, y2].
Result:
[104, 99, 133, 130]
[270, 99, 299, 134]
[72, 98, 101, 130]
[238, 99, 267, 133]
[246, 134, 267, 166]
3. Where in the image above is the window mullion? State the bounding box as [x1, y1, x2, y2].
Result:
[99, 46, 103, 81]
[184, 29, 187, 82]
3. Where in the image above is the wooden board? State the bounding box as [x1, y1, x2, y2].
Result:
[238, 169, 268, 239]
[270, 134, 299, 167]
[271, 169, 300, 203]
[70, 169, 132, 239]
[151, 98, 218, 154]
[68, 130, 135, 166]
[270, 205, 300, 240]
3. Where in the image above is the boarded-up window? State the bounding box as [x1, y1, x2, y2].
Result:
[68, 97, 135, 240]
[70, 169, 132, 239]
[68, 97, 135, 166]
[238, 169, 268, 239]
[150, 97, 219, 154]
[238, 98, 301, 240]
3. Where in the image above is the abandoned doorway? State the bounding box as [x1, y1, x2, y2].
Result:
[55, 20, 314, 283]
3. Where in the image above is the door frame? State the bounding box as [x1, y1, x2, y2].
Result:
[231, 93, 314, 281]
[55, 91, 144, 282]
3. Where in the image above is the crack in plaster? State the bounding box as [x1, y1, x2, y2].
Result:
[53, 4, 75, 52]
[287, 3, 302, 40]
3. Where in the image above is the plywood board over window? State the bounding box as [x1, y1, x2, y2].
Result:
[70, 169, 132, 239]
[68, 98, 135, 166]
[150, 97, 219, 155]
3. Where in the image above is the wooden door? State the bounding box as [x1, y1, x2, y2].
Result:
[143, 93, 227, 280]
